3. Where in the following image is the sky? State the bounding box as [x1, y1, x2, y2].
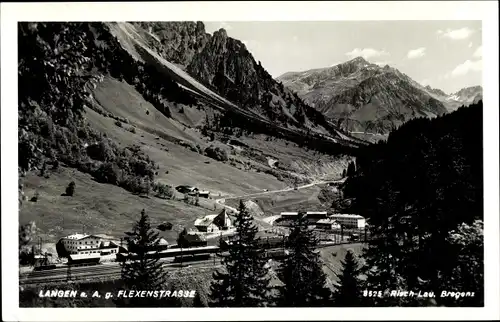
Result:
[204, 21, 482, 94]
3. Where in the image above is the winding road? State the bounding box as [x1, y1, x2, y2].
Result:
[214, 178, 345, 214]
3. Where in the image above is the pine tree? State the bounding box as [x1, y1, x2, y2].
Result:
[209, 200, 271, 307]
[118, 209, 179, 307]
[177, 228, 188, 248]
[192, 292, 206, 307]
[276, 212, 332, 307]
[332, 250, 363, 306]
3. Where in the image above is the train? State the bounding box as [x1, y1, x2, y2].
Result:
[117, 245, 220, 262]
[33, 264, 57, 271]
[173, 253, 211, 263]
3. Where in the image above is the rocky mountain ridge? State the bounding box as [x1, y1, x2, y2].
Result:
[278, 57, 451, 134]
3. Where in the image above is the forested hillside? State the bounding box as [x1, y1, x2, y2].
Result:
[343, 101, 484, 306]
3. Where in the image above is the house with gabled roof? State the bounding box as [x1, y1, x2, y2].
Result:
[194, 209, 233, 233]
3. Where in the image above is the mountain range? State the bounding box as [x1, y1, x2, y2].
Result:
[113, 22, 364, 150]
[277, 57, 482, 134]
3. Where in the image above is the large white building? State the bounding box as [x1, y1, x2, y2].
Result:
[329, 214, 366, 228]
[58, 233, 119, 256]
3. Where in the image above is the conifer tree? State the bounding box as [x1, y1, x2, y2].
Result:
[177, 227, 189, 248]
[209, 200, 271, 307]
[119, 209, 179, 307]
[276, 212, 332, 307]
[192, 292, 206, 307]
[332, 250, 363, 306]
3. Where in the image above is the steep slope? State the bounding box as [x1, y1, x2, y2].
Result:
[277, 57, 449, 134]
[130, 22, 211, 68]
[446, 86, 483, 110]
[106, 22, 365, 150]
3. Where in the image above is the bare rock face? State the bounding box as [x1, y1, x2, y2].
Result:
[278, 57, 451, 134]
[131, 21, 211, 67]
[185, 28, 343, 136]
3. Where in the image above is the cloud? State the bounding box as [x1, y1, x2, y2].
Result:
[345, 48, 389, 60]
[468, 42, 473, 48]
[217, 21, 232, 31]
[446, 59, 482, 78]
[473, 45, 482, 58]
[407, 47, 426, 59]
[437, 27, 474, 40]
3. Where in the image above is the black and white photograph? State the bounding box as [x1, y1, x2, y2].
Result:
[2, 1, 499, 321]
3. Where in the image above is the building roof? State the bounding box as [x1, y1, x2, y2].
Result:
[316, 219, 340, 225]
[330, 214, 365, 219]
[62, 233, 101, 241]
[194, 209, 231, 228]
[184, 233, 207, 243]
[213, 209, 231, 228]
[194, 214, 218, 227]
[158, 237, 169, 246]
[280, 212, 298, 216]
[100, 240, 120, 249]
[306, 211, 328, 215]
[69, 253, 101, 261]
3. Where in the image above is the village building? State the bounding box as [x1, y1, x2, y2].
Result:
[181, 233, 208, 248]
[329, 214, 366, 228]
[99, 240, 121, 255]
[315, 218, 342, 230]
[127, 236, 170, 253]
[57, 233, 124, 257]
[58, 233, 104, 256]
[194, 209, 233, 233]
[280, 212, 299, 219]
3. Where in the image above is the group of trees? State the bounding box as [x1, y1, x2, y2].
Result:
[117, 204, 365, 308]
[208, 202, 363, 307]
[343, 102, 484, 306]
[18, 23, 160, 195]
[342, 160, 357, 178]
[90, 23, 197, 117]
[118, 209, 181, 307]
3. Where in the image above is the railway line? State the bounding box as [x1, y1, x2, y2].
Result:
[19, 241, 366, 285]
[20, 257, 223, 285]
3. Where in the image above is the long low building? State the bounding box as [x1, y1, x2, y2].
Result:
[329, 214, 366, 228]
[278, 212, 366, 228]
[57, 233, 120, 257]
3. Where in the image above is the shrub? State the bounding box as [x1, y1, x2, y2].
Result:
[115, 120, 122, 127]
[86, 139, 116, 162]
[95, 162, 121, 185]
[65, 181, 76, 196]
[204, 145, 229, 162]
[30, 191, 40, 202]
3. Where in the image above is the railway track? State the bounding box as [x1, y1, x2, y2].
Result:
[19, 258, 223, 285]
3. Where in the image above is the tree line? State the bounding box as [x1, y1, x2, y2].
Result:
[343, 101, 484, 306]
